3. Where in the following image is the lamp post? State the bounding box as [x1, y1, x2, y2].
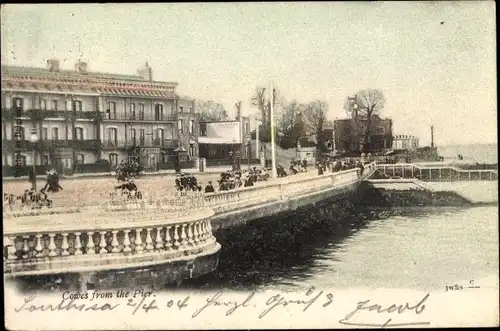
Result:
[246, 139, 251, 169]
[30, 128, 39, 190]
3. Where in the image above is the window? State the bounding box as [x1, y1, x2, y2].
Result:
[13, 126, 25, 140]
[109, 153, 119, 167]
[13, 97, 24, 110]
[39, 99, 47, 110]
[73, 100, 82, 112]
[130, 103, 136, 120]
[51, 100, 58, 111]
[189, 120, 194, 134]
[139, 129, 145, 145]
[52, 127, 59, 140]
[179, 106, 184, 113]
[376, 127, 385, 135]
[76, 154, 85, 165]
[75, 127, 84, 140]
[41, 155, 49, 165]
[178, 119, 183, 133]
[199, 123, 207, 136]
[107, 128, 117, 143]
[155, 104, 164, 121]
[15, 154, 26, 166]
[107, 102, 116, 119]
[130, 128, 136, 145]
[139, 104, 144, 120]
[42, 127, 48, 140]
[189, 144, 194, 156]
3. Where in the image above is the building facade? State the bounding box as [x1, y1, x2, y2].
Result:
[392, 134, 419, 151]
[334, 115, 393, 154]
[1, 60, 198, 175]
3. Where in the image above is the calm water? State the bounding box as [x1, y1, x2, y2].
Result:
[184, 206, 499, 293]
[438, 144, 498, 164]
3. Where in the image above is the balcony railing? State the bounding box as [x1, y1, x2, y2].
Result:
[2, 109, 102, 121]
[101, 112, 177, 122]
[102, 138, 178, 149]
[2, 139, 102, 151]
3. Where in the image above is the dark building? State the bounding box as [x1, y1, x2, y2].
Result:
[333, 115, 393, 154]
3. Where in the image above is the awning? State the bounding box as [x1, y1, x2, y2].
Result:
[97, 88, 177, 99]
[198, 137, 241, 144]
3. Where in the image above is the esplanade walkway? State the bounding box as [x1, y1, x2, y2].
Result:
[4, 161, 496, 282]
[3, 163, 377, 279]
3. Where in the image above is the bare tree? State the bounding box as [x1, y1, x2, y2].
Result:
[195, 100, 229, 122]
[276, 100, 305, 148]
[344, 89, 386, 151]
[304, 100, 329, 151]
[251, 86, 279, 142]
[234, 101, 242, 120]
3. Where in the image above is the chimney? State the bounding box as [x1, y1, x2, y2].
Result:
[46, 59, 60, 72]
[75, 60, 88, 74]
[138, 62, 153, 82]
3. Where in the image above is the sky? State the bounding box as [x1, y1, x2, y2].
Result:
[1, 2, 497, 146]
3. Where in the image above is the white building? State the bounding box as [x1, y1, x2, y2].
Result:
[392, 134, 419, 151]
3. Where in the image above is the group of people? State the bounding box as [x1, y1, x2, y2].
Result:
[174, 173, 202, 192]
[4, 168, 63, 210]
[115, 159, 142, 182]
[289, 159, 309, 174]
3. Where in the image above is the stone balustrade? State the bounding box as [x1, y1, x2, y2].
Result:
[376, 163, 498, 181]
[4, 207, 219, 276]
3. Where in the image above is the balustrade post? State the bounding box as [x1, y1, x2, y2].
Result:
[173, 225, 180, 248]
[193, 222, 200, 243]
[449, 169, 452, 180]
[489, 172, 492, 180]
[468, 172, 471, 181]
[61, 233, 70, 256]
[99, 231, 107, 254]
[165, 226, 173, 250]
[21, 236, 30, 259]
[439, 168, 442, 180]
[87, 232, 96, 255]
[401, 165, 405, 178]
[206, 221, 213, 239]
[74, 232, 82, 255]
[111, 231, 120, 253]
[5, 236, 17, 260]
[392, 166, 395, 177]
[429, 169, 431, 180]
[123, 230, 132, 253]
[135, 229, 144, 252]
[187, 224, 194, 245]
[35, 234, 44, 258]
[411, 165, 414, 178]
[155, 227, 163, 249]
[180, 224, 188, 248]
[48, 233, 57, 257]
[145, 228, 154, 251]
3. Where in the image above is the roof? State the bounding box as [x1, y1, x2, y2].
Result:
[1, 65, 179, 98]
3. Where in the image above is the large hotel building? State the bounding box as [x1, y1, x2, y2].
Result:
[1, 60, 199, 175]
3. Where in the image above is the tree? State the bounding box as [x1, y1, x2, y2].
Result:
[195, 100, 229, 122]
[304, 100, 329, 152]
[251, 86, 279, 143]
[344, 89, 386, 152]
[276, 100, 305, 148]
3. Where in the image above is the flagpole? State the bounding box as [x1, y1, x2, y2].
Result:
[270, 82, 277, 179]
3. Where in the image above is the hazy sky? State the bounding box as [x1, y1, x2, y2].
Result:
[1, 2, 496, 145]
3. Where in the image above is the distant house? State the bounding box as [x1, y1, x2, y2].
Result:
[333, 115, 393, 154]
[392, 135, 419, 151]
[296, 137, 317, 164]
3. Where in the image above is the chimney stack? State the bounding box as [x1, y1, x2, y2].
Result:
[138, 62, 153, 82]
[46, 59, 60, 72]
[75, 60, 88, 74]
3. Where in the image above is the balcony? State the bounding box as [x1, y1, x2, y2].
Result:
[101, 112, 177, 122]
[2, 139, 102, 151]
[102, 138, 178, 149]
[2, 109, 102, 121]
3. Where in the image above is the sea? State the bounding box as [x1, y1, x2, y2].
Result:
[437, 143, 498, 164]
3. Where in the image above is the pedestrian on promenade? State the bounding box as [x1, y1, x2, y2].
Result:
[205, 181, 215, 193]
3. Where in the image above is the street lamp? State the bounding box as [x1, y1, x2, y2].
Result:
[30, 128, 39, 190]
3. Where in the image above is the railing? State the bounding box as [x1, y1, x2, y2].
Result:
[102, 138, 178, 149]
[375, 163, 498, 181]
[101, 112, 177, 122]
[3, 207, 218, 276]
[2, 139, 102, 151]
